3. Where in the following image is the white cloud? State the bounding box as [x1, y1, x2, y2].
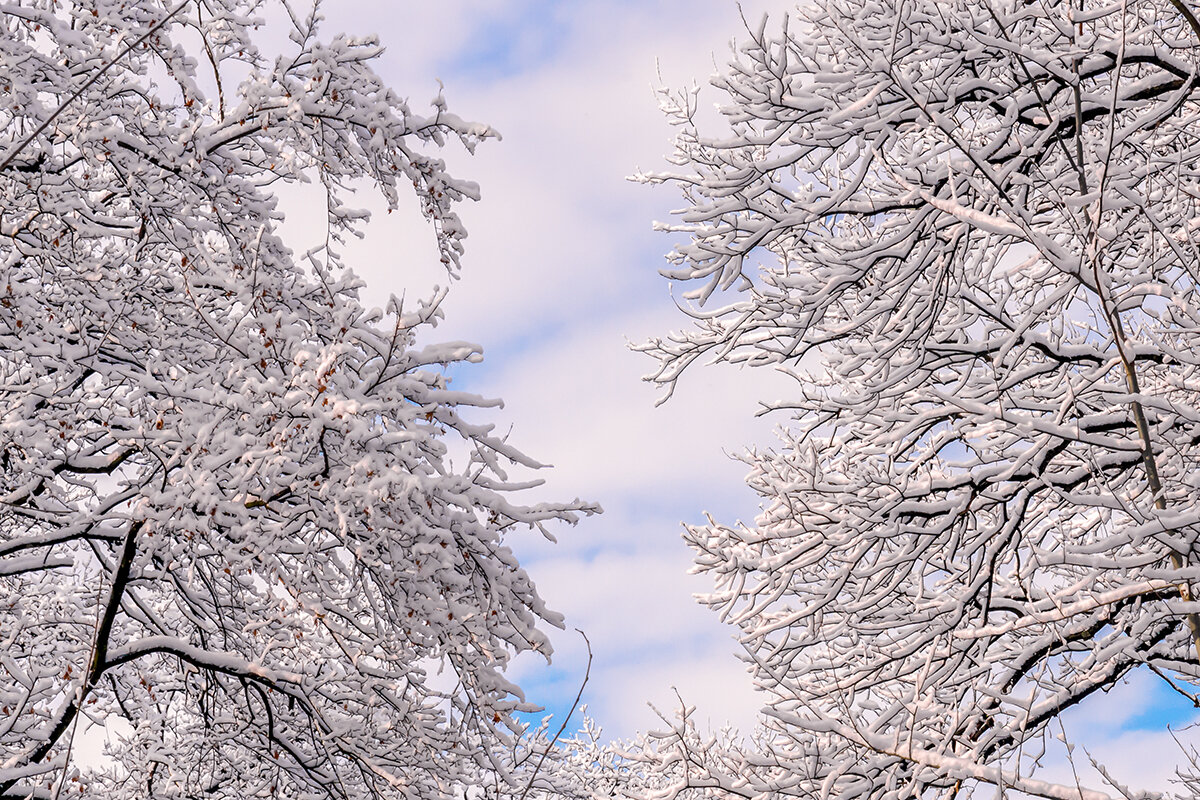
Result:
[475, 306, 795, 510]
[327, 0, 797, 349]
[300, 0, 824, 745]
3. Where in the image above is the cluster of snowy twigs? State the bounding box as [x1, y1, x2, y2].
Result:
[0, 2, 595, 798]
[615, 1, 1200, 799]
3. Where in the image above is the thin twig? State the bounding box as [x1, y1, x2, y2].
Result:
[517, 629, 592, 800]
[1147, 662, 1200, 708]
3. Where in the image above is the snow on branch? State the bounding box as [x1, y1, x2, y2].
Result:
[620, 1, 1200, 798]
[0, 3, 596, 799]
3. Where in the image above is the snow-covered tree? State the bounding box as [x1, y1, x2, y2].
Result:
[632, 1, 1200, 798]
[0, 2, 594, 798]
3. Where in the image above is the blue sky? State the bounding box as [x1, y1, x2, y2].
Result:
[303, 0, 1200, 788]
[445, 1, 573, 78]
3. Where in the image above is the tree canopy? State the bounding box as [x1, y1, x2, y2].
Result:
[630, 1, 1200, 798]
[0, 2, 593, 798]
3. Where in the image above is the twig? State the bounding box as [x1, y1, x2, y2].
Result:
[1147, 662, 1200, 708]
[517, 629, 592, 800]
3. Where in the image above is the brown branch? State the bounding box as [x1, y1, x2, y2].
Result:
[1168, 0, 1200, 42]
[0, 520, 142, 797]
